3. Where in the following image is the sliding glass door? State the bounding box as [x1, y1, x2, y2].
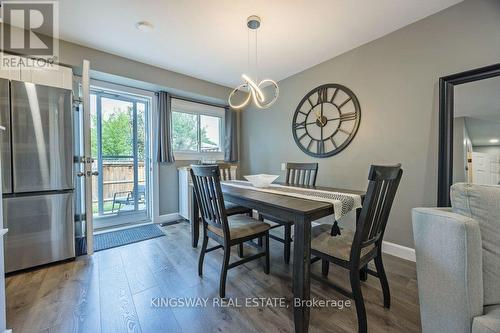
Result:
[90, 90, 149, 230]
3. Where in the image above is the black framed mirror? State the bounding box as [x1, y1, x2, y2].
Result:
[438, 63, 500, 206]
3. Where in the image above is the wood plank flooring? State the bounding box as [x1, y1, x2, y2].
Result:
[6, 222, 421, 333]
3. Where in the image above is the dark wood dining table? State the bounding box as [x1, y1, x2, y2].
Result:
[190, 182, 365, 333]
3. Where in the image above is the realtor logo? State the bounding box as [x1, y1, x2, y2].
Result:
[1, 1, 59, 68]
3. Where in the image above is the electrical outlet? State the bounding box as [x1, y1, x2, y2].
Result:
[281, 163, 286, 171]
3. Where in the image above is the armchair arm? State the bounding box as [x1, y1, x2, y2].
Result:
[412, 208, 483, 333]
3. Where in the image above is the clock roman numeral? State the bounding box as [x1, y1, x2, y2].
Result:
[317, 140, 325, 154]
[330, 88, 339, 103]
[307, 97, 315, 108]
[294, 121, 306, 130]
[330, 137, 337, 149]
[338, 97, 352, 109]
[307, 139, 314, 151]
[338, 128, 351, 135]
[298, 133, 307, 141]
[317, 88, 328, 104]
[340, 112, 357, 122]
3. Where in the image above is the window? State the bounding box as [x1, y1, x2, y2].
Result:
[171, 98, 224, 154]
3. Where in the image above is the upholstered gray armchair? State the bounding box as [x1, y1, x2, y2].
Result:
[412, 183, 500, 333]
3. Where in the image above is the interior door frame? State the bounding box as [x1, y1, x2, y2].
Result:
[437, 62, 500, 206]
[82, 60, 93, 254]
[88, 82, 153, 230]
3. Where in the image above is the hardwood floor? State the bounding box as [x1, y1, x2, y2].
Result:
[6, 222, 421, 333]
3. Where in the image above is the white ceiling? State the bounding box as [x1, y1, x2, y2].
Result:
[59, 0, 462, 88]
[465, 117, 500, 146]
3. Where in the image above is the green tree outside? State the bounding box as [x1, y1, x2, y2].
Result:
[91, 104, 146, 159]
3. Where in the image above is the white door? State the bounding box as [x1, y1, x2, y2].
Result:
[82, 60, 95, 255]
[490, 155, 499, 185]
[471, 152, 491, 185]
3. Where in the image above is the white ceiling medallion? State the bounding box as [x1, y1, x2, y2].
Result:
[228, 15, 279, 110]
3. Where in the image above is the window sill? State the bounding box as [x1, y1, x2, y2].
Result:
[174, 151, 224, 161]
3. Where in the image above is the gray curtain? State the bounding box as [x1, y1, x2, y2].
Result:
[155, 91, 175, 163]
[224, 107, 238, 162]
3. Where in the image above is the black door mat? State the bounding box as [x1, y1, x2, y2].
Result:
[76, 224, 165, 255]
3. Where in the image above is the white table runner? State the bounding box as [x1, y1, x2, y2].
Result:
[221, 180, 362, 221]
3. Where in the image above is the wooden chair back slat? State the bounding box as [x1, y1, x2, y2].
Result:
[218, 163, 232, 181]
[352, 164, 403, 260]
[190, 165, 230, 238]
[285, 162, 319, 186]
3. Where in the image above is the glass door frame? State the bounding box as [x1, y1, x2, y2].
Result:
[91, 88, 151, 229]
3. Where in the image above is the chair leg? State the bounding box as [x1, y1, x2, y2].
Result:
[374, 254, 391, 308]
[350, 267, 367, 333]
[238, 243, 244, 258]
[198, 236, 208, 276]
[321, 259, 329, 277]
[360, 264, 368, 281]
[284, 224, 291, 264]
[264, 233, 270, 274]
[219, 245, 231, 298]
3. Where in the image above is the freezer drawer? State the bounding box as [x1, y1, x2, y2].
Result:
[10, 80, 73, 192]
[3, 192, 75, 273]
[0, 79, 11, 194]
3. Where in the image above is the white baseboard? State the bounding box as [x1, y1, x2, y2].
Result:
[382, 241, 416, 262]
[155, 212, 182, 224]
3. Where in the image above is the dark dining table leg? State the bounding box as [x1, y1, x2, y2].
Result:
[190, 186, 199, 248]
[292, 215, 311, 333]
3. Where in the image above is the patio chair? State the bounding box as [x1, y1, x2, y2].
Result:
[111, 184, 146, 213]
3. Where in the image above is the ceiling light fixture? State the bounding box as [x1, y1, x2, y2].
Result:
[489, 139, 499, 144]
[228, 15, 279, 110]
[135, 21, 155, 32]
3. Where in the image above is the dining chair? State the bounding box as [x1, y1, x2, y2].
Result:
[310, 164, 402, 333]
[258, 162, 318, 264]
[190, 165, 271, 298]
[217, 163, 253, 215]
[216, 163, 254, 257]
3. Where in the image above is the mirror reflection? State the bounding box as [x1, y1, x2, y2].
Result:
[453, 75, 500, 185]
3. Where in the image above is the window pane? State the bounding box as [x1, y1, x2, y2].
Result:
[200, 115, 221, 152]
[172, 111, 199, 151]
[137, 102, 147, 213]
[137, 102, 146, 160]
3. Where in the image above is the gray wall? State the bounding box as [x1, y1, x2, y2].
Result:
[474, 146, 500, 155]
[158, 160, 196, 215]
[240, 0, 500, 248]
[59, 39, 231, 103]
[57, 40, 233, 216]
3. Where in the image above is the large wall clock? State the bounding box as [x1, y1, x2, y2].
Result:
[292, 83, 361, 158]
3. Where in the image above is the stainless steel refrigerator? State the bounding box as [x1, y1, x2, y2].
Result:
[0, 78, 75, 273]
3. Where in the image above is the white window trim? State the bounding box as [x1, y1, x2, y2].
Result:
[171, 98, 225, 161]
